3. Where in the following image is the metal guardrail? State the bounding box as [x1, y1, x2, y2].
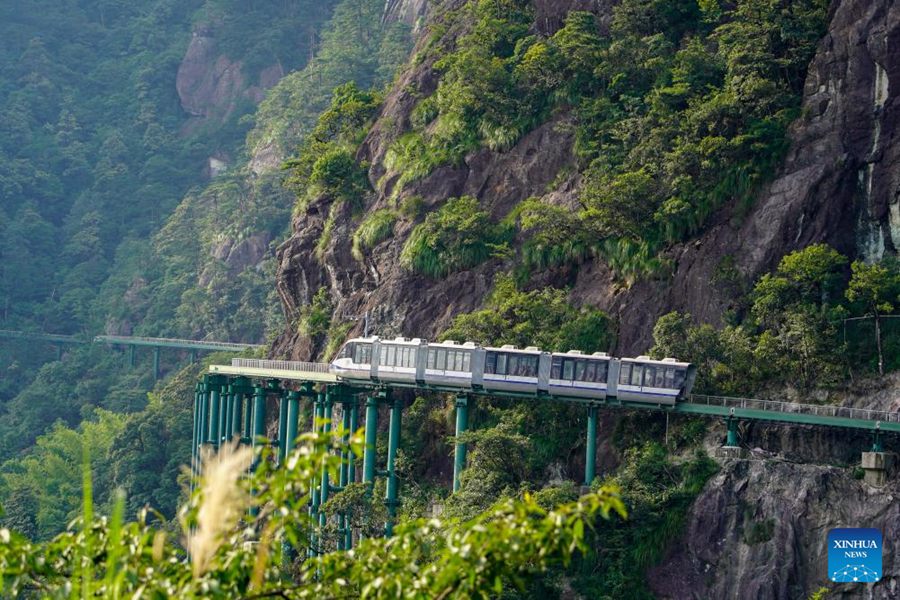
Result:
[687, 394, 900, 424]
[231, 358, 332, 374]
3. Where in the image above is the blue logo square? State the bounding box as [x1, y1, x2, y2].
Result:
[828, 528, 882, 583]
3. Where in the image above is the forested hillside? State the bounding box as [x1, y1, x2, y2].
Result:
[0, 0, 411, 539]
[2, 0, 900, 598]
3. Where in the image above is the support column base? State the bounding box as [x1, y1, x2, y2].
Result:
[861, 452, 895, 487]
[716, 446, 748, 460]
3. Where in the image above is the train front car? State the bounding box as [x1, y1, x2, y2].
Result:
[614, 356, 694, 405]
[330, 336, 378, 383]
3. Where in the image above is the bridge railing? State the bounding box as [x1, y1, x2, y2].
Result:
[687, 394, 900, 424]
[231, 358, 332, 374]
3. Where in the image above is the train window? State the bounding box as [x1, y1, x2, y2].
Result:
[563, 359, 574, 380]
[654, 368, 665, 387]
[462, 352, 471, 372]
[550, 357, 562, 379]
[596, 361, 608, 383]
[574, 360, 586, 381]
[436, 349, 446, 370]
[384, 345, 394, 366]
[340, 343, 354, 359]
[619, 362, 631, 384]
[664, 367, 675, 388]
[496, 353, 507, 375]
[354, 343, 372, 364]
[508, 355, 519, 376]
[630, 365, 643, 386]
[585, 361, 596, 382]
[485, 352, 496, 374]
[526, 356, 538, 377]
[674, 368, 686, 389]
[447, 350, 457, 371]
[643, 366, 655, 387]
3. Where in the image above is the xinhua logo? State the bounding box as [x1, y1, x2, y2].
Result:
[828, 528, 882, 583]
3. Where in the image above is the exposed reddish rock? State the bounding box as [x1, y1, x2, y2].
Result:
[176, 26, 285, 132]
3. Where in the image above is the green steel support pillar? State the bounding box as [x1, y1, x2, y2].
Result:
[309, 392, 325, 557]
[345, 399, 359, 551]
[872, 430, 884, 453]
[217, 387, 228, 446]
[129, 345, 136, 368]
[190, 350, 198, 364]
[243, 392, 252, 441]
[278, 389, 290, 463]
[584, 405, 597, 486]
[384, 395, 402, 537]
[348, 400, 359, 482]
[153, 346, 161, 380]
[232, 391, 243, 440]
[198, 381, 209, 449]
[362, 396, 379, 486]
[340, 401, 352, 487]
[252, 385, 267, 447]
[725, 417, 739, 447]
[222, 385, 233, 445]
[191, 384, 201, 486]
[209, 384, 221, 450]
[319, 391, 333, 530]
[453, 395, 469, 493]
[285, 391, 301, 454]
[337, 399, 352, 551]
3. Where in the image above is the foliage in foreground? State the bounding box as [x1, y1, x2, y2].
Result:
[0, 429, 626, 599]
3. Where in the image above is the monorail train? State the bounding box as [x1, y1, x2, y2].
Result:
[331, 336, 697, 405]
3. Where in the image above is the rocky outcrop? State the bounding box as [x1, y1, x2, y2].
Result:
[176, 25, 284, 132]
[648, 458, 900, 599]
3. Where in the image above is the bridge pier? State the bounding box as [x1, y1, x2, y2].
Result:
[385, 394, 402, 537]
[319, 391, 334, 532]
[716, 416, 748, 459]
[453, 395, 469, 493]
[153, 346, 161, 380]
[584, 405, 597, 487]
[362, 395, 379, 487]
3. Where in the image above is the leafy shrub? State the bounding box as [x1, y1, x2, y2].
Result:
[441, 274, 612, 352]
[351, 209, 397, 261]
[399, 196, 510, 278]
[297, 287, 332, 339]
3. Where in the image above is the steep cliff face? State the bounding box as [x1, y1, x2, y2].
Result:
[603, 0, 900, 351]
[176, 24, 283, 131]
[275, 0, 900, 359]
[648, 459, 900, 599]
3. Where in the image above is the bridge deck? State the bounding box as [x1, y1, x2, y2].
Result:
[94, 335, 263, 352]
[211, 359, 899, 433]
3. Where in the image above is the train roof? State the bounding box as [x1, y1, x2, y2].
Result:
[620, 355, 692, 367]
[483, 344, 542, 354]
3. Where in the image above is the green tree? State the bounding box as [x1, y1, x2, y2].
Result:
[846, 259, 900, 375]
